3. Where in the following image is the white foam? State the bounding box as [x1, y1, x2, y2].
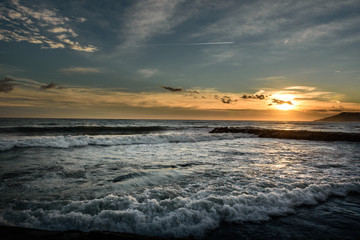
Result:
[1, 183, 359, 238]
[0, 132, 250, 152]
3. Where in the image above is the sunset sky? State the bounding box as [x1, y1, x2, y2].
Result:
[1, 0, 360, 120]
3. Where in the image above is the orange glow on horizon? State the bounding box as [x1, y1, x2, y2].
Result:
[276, 103, 295, 111]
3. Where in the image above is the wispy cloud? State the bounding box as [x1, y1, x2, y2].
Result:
[256, 76, 286, 81]
[121, 0, 182, 48]
[161, 86, 183, 92]
[148, 42, 235, 47]
[137, 68, 158, 78]
[284, 86, 316, 91]
[60, 67, 101, 74]
[40, 83, 58, 90]
[194, 1, 360, 44]
[0, 0, 97, 52]
[191, 0, 360, 65]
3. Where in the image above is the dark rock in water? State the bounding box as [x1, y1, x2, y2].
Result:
[315, 112, 360, 122]
[210, 127, 360, 142]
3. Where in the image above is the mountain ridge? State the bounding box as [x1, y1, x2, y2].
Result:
[315, 112, 360, 122]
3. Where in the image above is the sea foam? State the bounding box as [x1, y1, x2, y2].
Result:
[0, 132, 249, 151]
[1, 183, 359, 238]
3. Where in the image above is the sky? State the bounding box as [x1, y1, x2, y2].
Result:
[1, 0, 360, 121]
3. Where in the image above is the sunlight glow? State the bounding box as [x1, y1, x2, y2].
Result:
[272, 94, 296, 111]
[276, 103, 295, 111]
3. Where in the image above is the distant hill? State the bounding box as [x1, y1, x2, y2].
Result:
[315, 112, 360, 122]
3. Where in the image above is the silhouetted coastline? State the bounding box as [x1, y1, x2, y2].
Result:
[210, 127, 360, 142]
[315, 112, 360, 122]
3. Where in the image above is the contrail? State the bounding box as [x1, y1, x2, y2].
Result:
[147, 42, 235, 47]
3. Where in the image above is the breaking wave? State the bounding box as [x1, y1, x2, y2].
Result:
[1, 183, 359, 238]
[0, 126, 167, 136]
[0, 132, 247, 152]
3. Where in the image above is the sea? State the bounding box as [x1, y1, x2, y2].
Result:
[0, 118, 359, 239]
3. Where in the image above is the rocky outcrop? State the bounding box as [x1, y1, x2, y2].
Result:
[210, 127, 360, 142]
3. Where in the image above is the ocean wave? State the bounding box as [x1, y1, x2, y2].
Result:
[0, 126, 167, 136]
[0, 132, 246, 151]
[210, 127, 360, 142]
[1, 183, 359, 238]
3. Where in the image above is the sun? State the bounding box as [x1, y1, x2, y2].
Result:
[276, 103, 295, 111]
[272, 94, 296, 111]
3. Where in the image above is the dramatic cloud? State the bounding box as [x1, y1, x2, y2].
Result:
[0, 0, 97, 52]
[60, 67, 101, 74]
[1, 76, 360, 120]
[137, 68, 158, 78]
[161, 86, 183, 92]
[0, 77, 17, 93]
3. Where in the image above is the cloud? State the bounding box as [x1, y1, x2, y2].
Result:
[77, 17, 87, 23]
[185, 89, 200, 97]
[48, 27, 78, 37]
[256, 76, 286, 81]
[121, 0, 181, 48]
[137, 68, 158, 78]
[0, 0, 97, 52]
[148, 42, 235, 46]
[2, 77, 360, 120]
[284, 86, 316, 91]
[271, 99, 293, 105]
[0, 77, 17, 93]
[40, 83, 58, 90]
[191, 0, 360, 67]
[55, 34, 97, 52]
[284, 15, 360, 46]
[241, 94, 267, 100]
[221, 96, 237, 104]
[161, 86, 183, 92]
[60, 67, 101, 74]
[118, 0, 210, 52]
